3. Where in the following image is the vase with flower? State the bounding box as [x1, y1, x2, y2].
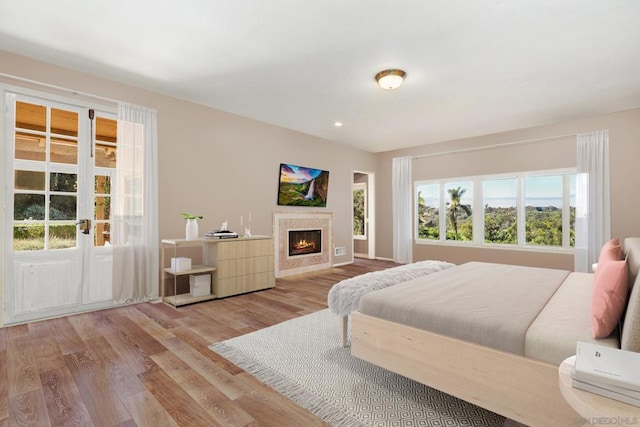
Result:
[180, 212, 203, 240]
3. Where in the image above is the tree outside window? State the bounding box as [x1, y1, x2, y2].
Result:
[416, 183, 439, 240]
[445, 182, 473, 241]
[353, 184, 366, 237]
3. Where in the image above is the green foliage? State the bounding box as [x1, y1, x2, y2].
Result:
[353, 189, 365, 235]
[179, 212, 203, 220]
[13, 223, 76, 251]
[485, 206, 517, 244]
[416, 200, 574, 246]
[14, 223, 45, 239]
[13, 223, 76, 239]
[525, 206, 563, 246]
[278, 182, 327, 206]
[417, 196, 439, 240]
[446, 187, 472, 241]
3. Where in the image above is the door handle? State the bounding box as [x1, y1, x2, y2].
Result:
[76, 219, 91, 235]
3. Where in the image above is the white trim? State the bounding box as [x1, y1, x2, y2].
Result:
[415, 167, 577, 250]
[0, 73, 119, 106]
[415, 238, 574, 255]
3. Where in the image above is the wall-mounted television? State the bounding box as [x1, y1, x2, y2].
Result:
[277, 163, 329, 207]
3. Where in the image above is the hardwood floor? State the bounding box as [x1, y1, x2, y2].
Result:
[0, 258, 398, 426]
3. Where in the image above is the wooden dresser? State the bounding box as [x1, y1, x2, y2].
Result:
[203, 236, 275, 298]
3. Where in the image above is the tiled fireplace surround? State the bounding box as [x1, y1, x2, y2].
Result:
[273, 211, 333, 277]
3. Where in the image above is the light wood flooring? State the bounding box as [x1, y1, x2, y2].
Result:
[0, 257, 398, 426]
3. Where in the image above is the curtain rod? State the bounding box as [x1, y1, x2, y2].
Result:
[412, 133, 576, 160]
[0, 72, 120, 105]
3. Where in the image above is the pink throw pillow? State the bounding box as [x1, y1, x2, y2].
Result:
[591, 259, 629, 339]
[598, 238, 622, 264]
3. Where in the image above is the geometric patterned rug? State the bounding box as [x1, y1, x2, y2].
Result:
[210, 309, 519, 427]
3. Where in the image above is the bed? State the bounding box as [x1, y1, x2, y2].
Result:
[328, 260, 454, 346]
[351, 237, 640, 426]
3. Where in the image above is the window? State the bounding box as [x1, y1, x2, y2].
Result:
[416, 183, 439, 240]
[416, 169, 575, 249]
[445, 181, 473, 241]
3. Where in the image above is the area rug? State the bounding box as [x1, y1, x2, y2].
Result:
[210, 309, 517, 427]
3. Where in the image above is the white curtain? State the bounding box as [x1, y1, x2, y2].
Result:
[392, 156, 413, 264]
[112, 102, 159, 303]
[575, 130, 611, 272]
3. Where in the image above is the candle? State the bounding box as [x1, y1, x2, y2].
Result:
[241, 215, 243, 226]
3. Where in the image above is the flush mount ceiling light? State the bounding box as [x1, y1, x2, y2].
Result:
[375, 69, 406, 90]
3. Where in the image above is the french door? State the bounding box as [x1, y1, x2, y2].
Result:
[4, 92, 117, 324]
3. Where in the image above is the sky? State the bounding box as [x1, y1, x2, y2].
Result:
[279, 163, 323, 184]
[417, 174, 576, 208]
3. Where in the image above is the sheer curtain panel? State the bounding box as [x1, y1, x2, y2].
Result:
[392, 156, 413, 264]
[112, 102, 159, 303]
[575, 130, 611, 272]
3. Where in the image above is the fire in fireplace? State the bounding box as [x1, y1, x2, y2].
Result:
[289, 229, 322, 257]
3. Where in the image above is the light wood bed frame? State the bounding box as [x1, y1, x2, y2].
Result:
[351, 310, 583, 426]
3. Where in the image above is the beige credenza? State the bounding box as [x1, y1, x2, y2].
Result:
[203, 236, 275, 298]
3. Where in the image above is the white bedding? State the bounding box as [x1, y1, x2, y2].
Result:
[328, 260, 454, 317]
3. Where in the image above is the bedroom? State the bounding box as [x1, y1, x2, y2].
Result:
[1, 1, 640, 425]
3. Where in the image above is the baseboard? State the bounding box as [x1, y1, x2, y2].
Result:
[332, 260, 354, 267]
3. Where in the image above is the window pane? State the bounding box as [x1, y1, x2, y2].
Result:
[50, 136, 78, 164]
[16, 101, 46, 132]
[417, 183, 439, 240]
[95, 175, 111, 194]
[15, 170, 45, 191]
[50, 195, 77, 220]
[51, 108, 78, 137]
[445, 182, 473, 241]
[49, 223, 76, 249]
[353, 188, 365, 236]
[525, 175, 562, 246]
[484, 178, 517, 244]
[96, 117, 117, 143]
[96, 143, 117, 168]
[14, 194, 45, 220]
[94, 222, 111, 247]
[95, 196, 111, 221]
[50, 173, 77, 192]
[15, 132, 45, 161]
[13, 223, 45, 251]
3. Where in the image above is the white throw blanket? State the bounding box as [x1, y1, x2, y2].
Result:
[328, 260, 455, 317]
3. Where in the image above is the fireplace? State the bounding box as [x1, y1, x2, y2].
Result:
[273, 211, 333, 277]
[289, 229, 322, 257]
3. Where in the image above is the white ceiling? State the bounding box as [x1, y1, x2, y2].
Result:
[1, 1, 639, 153]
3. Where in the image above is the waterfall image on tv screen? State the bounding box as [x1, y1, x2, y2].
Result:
[277, 163, 329, 207]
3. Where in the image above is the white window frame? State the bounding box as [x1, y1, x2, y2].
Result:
[415, 168, 576, 252]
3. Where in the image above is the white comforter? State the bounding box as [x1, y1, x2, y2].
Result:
[328, 260, 454, 317]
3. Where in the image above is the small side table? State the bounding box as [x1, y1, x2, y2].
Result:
[558, 355, 640, 426]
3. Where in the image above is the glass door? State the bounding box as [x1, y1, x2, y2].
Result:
[5, 92, 116, 323]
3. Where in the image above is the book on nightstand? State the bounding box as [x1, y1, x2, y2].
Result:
[571, 341, 640, 407]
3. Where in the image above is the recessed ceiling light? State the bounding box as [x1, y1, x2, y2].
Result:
[334, 121, 343, 127]
[375, 69, 406, 90]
